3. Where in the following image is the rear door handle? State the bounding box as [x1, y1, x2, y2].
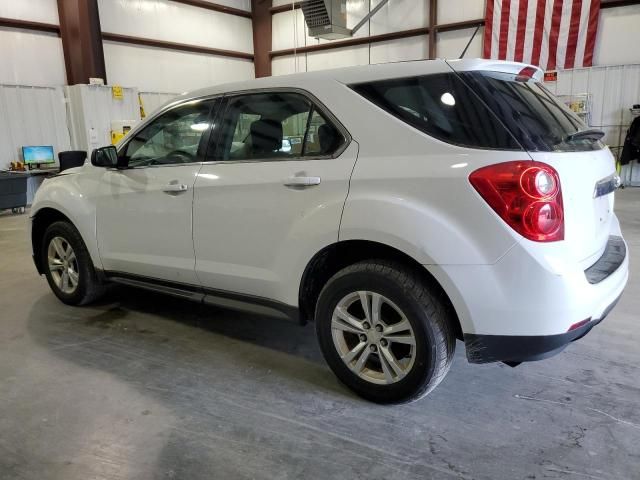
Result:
[163, 183, 189, 193]
[283, 176, 321, 187]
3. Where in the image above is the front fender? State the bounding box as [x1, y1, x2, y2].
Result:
[31, 170, 103, 270]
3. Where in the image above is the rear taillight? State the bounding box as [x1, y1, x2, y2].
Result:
[469, 161, 564, 242]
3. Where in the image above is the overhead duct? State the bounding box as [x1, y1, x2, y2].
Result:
[301, 0, 350, 40]
[301, 0, 390, 41]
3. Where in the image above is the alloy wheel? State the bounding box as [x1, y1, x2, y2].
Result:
[47, 236, 79, 294]
[331, 291, 416, 385]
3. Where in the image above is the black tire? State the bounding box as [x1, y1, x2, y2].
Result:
[315, 260, 456, 404]
[42, 221, 106, 305]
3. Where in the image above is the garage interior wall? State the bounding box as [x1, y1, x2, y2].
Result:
[99, 0, 255, 93]
[0, 0, 639, 170]
[544, 64, 640, 155]
[0, 0, 65, 86]
[271, 0, 640, 76]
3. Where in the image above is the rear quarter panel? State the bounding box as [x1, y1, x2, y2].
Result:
[334, 88, 523, 266]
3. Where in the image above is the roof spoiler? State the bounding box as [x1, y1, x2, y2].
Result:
[445, 59, 544, 82]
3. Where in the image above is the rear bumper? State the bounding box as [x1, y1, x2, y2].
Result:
[464, 294, 620, 364]
[427, 221, 629, 364]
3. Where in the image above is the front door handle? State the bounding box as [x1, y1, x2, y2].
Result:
[163, 183, 188, 193]
[283, 176, 321, 187]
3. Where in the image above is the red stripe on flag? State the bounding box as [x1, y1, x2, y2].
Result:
[484, 0, 495, 59]
[546, 0, 564, 71]
[514, 0, 529, 62]
[498, 0, 511, 59]
[584, 0, 600, 66]
[530, 0, 547, 66]
[564, 0, 583, 69]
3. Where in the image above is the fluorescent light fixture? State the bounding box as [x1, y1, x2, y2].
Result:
[190, 123, 209, 132]
[441, 92, 456, 106]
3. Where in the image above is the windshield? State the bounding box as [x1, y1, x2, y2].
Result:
[458, 71, 603, 152]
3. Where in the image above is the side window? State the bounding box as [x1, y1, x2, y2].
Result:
[217, 92, 343, 161]
[351, 74, 520, 150]
[123, 100, 215, 167]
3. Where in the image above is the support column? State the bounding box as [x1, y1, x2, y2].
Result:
[57, 0, 107, 85]
[428, 0, 437, 59]
[251, 0, 272, 78]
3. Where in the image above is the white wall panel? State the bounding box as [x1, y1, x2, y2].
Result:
[593, 5, 640, 66]
[0, 29, 66, 86]
[436, 27, 483, 60]
[369, 0, 428, 35]
[306, 45, 370, 71]
[0, 0, 59, 24]
[437, 0, 485, 25]
[139, 91, 179, 117]
[370, 37, 427, 64]
[104, 41, 254, 92]
[272, 54, 307, 76]
[98, 0, 253, 53]
[272, 9, 307, 51]
[0, 85, 70, 170]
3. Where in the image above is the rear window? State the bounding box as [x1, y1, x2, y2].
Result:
[351, 73, 521, 150]
[459, 71, 603, 152]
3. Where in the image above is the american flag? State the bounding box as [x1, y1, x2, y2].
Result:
[483, 0, 601, 71]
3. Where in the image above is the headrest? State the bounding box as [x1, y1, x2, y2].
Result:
[318, 124, 339, 154]
[250, 119, 282, 154]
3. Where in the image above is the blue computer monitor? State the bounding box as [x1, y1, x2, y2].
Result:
[22, 145, 55, 165]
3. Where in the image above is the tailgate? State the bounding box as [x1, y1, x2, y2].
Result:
[449, 62, 617, 265]
[529, 149, 617, 264]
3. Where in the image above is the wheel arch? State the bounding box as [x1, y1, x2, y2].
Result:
[298, 239, 463, 340]
[31, 208, 77, 274]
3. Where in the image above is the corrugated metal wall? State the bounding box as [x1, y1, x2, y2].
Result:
[0, 84, 70, 170]
[65, 85, 141, 153]
[139, 91, 179, 117]
[545, 64, 640, 158]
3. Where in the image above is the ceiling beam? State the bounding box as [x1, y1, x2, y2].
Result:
[57, 0, 107, 85]
[170, 0, 252, 18]
[271, 26, 430, 57]
[270, 2, 302, 14]
[436, 18, 485, 33]
[102, 32, 254, 61]
[0, 17, 60, 35]
[428, 0, 437, 59]
[252, 0, 272, 77]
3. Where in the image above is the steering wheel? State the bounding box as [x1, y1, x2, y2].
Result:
[165, 149, 195, 163]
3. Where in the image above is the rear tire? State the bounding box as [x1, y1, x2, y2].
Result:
[315, 260, 455, 404]
[42, 221, 106, 305]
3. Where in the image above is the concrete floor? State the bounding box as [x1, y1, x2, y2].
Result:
[1, 192, 639, 480]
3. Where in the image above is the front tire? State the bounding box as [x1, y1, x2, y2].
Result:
[42, 221, 105, 305]
[315, 261, 455, 404]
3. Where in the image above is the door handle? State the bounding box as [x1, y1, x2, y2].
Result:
[163, 183, 188, 193]
[283, 176, 321, 187]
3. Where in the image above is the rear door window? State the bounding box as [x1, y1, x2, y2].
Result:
[351, 73, 521, 150]
[215, 92, 345, 161]
[458, 71, 603, 152]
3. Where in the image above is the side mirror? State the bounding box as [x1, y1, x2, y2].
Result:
[91, 146, 118, 168]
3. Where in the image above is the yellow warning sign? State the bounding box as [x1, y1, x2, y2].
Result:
[112, 85, 124, 100]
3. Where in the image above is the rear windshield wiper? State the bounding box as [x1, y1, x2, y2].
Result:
[565, 128, 605, 143]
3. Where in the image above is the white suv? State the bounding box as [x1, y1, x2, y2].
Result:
[30, 59, 628, 403]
